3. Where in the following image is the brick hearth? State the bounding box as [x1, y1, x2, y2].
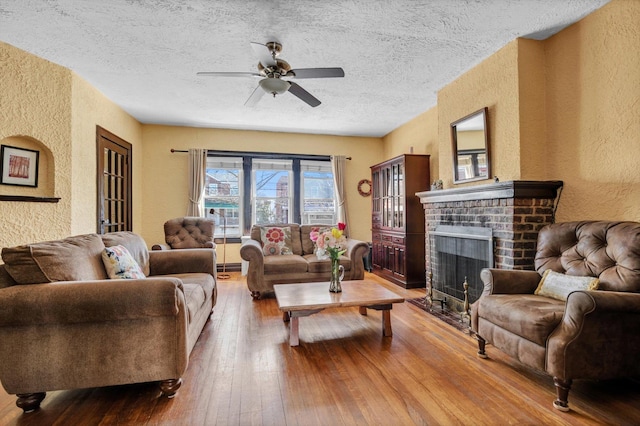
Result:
[416, 180, 563, 305]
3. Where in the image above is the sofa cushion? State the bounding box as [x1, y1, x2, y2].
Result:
[535, 269, 599, 301]
[304, 254, 351, 273]
[477, 294, 565, 346]
[101, 231, 150, 276]
[263, 254, 309, 274]
[251, 224, 302, 255]
[260, 226, 293, 256]
[102, 245, 146, 279]
[1, 233, 108, 284]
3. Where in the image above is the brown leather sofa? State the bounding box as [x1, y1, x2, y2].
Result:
[240, 223, 370, 299]
[152, 216, 216, 250]
[0, 231, 217, 412]
[471, 221, 640, 411]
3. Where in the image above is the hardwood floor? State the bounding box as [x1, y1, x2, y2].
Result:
[1, 272, 639, 425]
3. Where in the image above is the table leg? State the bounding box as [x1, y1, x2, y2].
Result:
[382, 309, 392, 337]
[359, 306, 367, 315]
[365, 304, 393, 337]
[286, 309, 322, 347]
[290, 317, 299, 346]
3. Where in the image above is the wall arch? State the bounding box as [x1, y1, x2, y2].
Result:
[0, 135, 55, 197]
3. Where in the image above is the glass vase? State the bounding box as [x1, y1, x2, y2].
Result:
[329, 257, 344, 293]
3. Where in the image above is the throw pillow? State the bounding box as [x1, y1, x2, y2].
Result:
[260, 226, 293, 256]
[102, 245, 146, 279]
[534, 269, 599, 301]
[1, 233, 108, 284]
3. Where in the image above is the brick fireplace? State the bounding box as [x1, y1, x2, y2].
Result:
[416, 180, 563, 310]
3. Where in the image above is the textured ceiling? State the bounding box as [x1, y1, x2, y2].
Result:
[0, 0, 610, 137]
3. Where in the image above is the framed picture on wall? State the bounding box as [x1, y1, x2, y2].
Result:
[0, 145, 40, 187]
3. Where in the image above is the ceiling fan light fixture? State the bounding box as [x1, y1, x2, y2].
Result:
[259, 77, 289, 95]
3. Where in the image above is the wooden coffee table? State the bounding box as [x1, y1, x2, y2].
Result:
[273, 279, 405, 346]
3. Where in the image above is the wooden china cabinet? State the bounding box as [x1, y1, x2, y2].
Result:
[370, 154, 430, 288]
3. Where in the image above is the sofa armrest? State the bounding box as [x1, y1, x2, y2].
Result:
[345, 238, 369, 280]
[0, 278, 184, 326]
[240, 239, 265, 294]
[240, 238, 263, 262]
[479, 268, 541, 296]
[149, 248, 216, 277]
[547, 290, 640, 380]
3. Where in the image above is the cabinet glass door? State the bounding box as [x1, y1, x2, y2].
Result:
[397, 163, 404, 228]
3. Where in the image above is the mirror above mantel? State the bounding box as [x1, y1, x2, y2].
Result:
[451, 107, 490, 184]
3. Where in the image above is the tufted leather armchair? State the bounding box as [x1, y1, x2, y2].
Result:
[152, 217, 217, 251]
[471, 221, 640, 412]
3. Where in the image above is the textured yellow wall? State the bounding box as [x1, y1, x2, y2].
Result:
[0, 41, 74, 248]
[70, 75, 143, 235]
[140, 125, 384, 262]
[518, 38, 548, 180]
[437, 40, 522, 188]
[0, 41, 142, 252]
[544, 0, 640, 221]
[382, 107, 438, 185]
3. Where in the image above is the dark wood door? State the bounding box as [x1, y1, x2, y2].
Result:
[97, 126, 132, 234]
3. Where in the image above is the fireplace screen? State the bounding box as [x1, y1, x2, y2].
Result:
[430, 225, 493, 304]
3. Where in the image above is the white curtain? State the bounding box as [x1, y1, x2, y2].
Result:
[331, 155, 349, 237]
[187, 148, 207, 217]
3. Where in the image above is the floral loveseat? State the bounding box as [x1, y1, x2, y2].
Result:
[0, 231, 216, 412]
[240, 223, 369, 299]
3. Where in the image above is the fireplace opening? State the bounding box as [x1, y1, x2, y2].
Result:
[429, 225, 493, 309]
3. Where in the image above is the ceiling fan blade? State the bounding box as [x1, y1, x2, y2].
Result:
[197, 71, 260, 78]
[250, 42, 277, 67]
[288, 82, 321, 107]
[288, 67, 345, 79]
[244, 84, 266, 106]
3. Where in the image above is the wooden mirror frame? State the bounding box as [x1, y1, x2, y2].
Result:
[451, 107, 490, 184]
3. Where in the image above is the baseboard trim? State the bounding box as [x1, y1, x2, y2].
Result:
[217, 263, 241, 272]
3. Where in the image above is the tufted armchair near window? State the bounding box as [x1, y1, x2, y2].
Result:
[152, 217, 217, 251]
[471, 221, 640, 412]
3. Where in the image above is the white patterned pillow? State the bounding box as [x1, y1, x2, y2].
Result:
[535, 269, 599, 301]
[260, 226, 293, 256]
[102, 245, 146, 279]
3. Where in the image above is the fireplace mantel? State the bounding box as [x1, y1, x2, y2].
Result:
[416, 180, 563, 204]
[417, 180, 564, 310]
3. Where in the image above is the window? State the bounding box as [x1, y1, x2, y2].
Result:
[204, 157, 242, 239]
[301, 160, 335, 225]
[252, 159, 292, 224]
[204, 152, 336, 240]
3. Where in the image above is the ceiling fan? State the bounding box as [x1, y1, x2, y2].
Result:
[197, 41, 345, 108]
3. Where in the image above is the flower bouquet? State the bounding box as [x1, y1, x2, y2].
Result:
[310, 223, 347, 292]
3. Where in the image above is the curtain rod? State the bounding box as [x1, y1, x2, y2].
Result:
[170, 149, 351, 160]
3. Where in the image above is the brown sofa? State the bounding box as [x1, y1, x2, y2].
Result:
[471, 221, 640, 411]
[0, 231, 216, 412]
[240, 223, 369, 299]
